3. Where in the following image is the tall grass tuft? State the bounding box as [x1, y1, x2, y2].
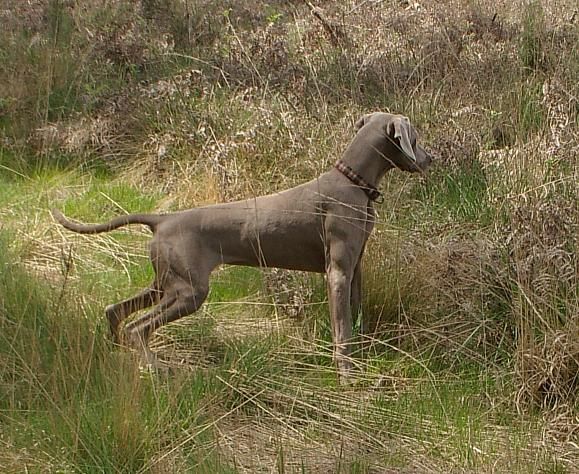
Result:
[0, 232, 229, 472]
[519, 1, 548, 73]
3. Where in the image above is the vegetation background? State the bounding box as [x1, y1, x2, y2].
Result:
[0, 0, 577, 472]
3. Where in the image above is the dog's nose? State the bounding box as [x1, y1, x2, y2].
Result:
[418, 151, 433, 172]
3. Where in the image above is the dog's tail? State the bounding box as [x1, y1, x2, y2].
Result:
[51, 209, 163, 234]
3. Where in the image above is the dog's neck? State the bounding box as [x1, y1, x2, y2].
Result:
[334, 160, 383, 202]
[339, 127, 395, 187]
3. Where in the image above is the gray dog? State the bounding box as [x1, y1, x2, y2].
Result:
[53, 112, 432, 379]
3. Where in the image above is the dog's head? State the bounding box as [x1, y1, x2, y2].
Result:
[354, 112, 432, 172]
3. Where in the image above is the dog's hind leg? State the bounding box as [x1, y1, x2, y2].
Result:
[123, 277, 209, 366]
[105, 286, 162, 344]
[121, 295, 177, 366]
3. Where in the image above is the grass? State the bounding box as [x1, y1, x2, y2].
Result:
[1, 0, 577, 472]
[0, 205, 576, 472]
[0, 230, 250, 473]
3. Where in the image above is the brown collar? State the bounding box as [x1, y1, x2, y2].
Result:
[334, 160, 384, 203]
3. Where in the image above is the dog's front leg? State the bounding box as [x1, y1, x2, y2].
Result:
[351, 260, 363, 332]
[326, 248, 355, 382]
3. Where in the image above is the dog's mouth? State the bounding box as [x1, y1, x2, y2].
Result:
[411, 147, 434, 173]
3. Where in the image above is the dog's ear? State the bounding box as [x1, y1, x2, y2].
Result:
[354, 114, 372, 132]
[387, 116, 416, 162]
